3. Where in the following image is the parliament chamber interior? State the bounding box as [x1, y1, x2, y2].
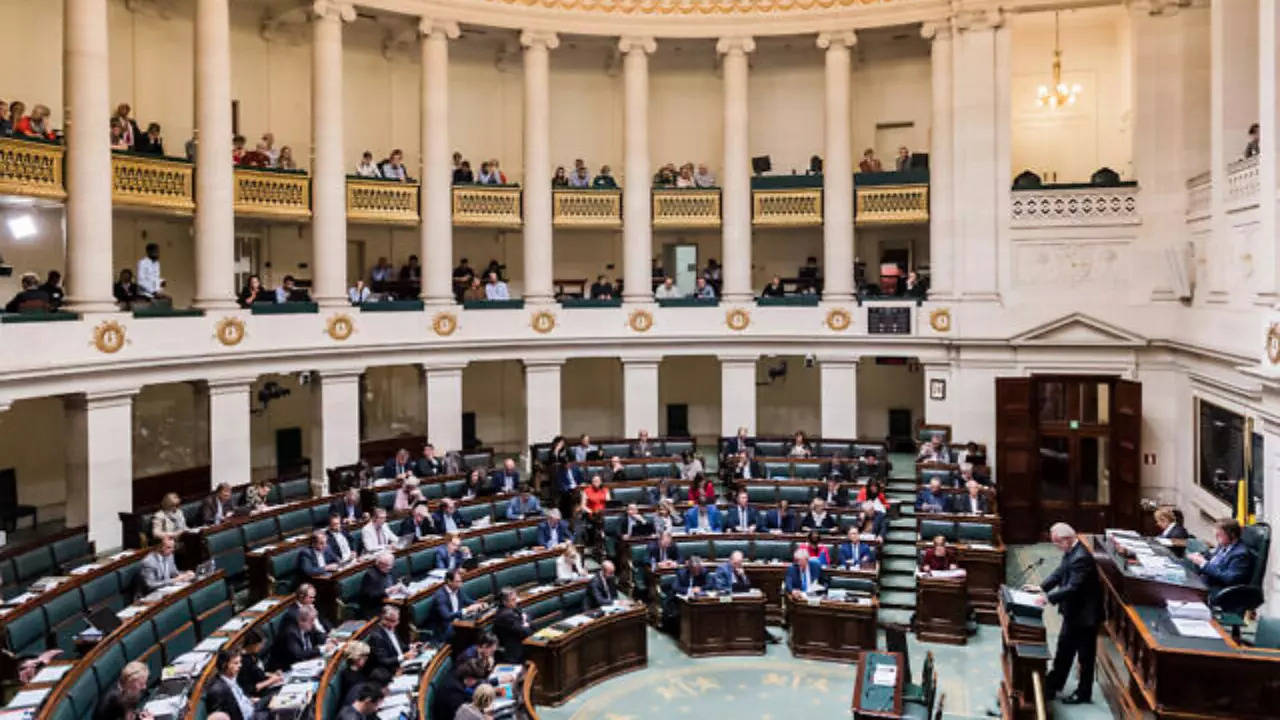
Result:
[2, 0, 1279, 718]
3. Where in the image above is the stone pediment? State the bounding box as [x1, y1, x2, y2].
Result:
[1009, 313, 1146, 347]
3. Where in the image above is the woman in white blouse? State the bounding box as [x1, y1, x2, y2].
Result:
[555, 543, 587, 581]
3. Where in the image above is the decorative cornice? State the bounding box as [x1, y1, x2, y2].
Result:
[954, 8, 1003, 31]
[312, 0, 356, 22]
[618, 35, 658, 54]
[1126, 0, 1193, 16]
[486, 0, 899, 17]
[419, 17, 462, 39]
[520, 30, 561, 50]
[920, 19, 953, 41]
[716, 36, 756, 55]
[815, 29, 857, 49]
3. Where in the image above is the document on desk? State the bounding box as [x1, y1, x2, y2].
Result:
[30, 665, 72, 684]
[1170, 618, 1220, 639]
[871, 665, 898, 686]
[143, 695, 185, 717]
[5, 688, 50, 709]
[1167, 600, 1212, 621]
[1008, 589, 1042, 607]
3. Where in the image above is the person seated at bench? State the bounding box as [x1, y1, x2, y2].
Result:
[916, 477, 948, 513]
[299, 529, 341, 577]
[538, 508, 572, 548]
[761, 275, 785, 298]
[273, 275, 310, 303]
[325, 514, 356, 562]
[653, 499, 682, 535]
[800, 529, 832, 565]
[415, 443, 444, 477]
[857, 501, 887, 539]
[1153, 507, 1188, 540]
[505, 484, 541, 520]
[856, 449, 882, 477]
[283, 583, 328, 634]
[687, 473, 717, 504]
[5, 272, 51, 313]
[329, 488, 365, 525]
[367, 605, 421, 678]
[139, 535, 194, 595]
[763, 499, 798, 533]
[654, 276, 682, 299]
[493, 588, 533, 663]
[715, 551, 753, 592]
[789, 431, 813, 458]
[917, 434, 951, 462]
[433, 533, 472, 573]
[151, 491, 189, 541]
[856, 478, 888, 513]
[491, 457, 521, 494]
[586, 560, 621, 608]
[434, 497, 470, 534]
[800, 498, 837, 533]
[201, 482, 239, 526]
[393, 476, 423, 511]
[337, 642, 374, 704]
[784, 549, 824, 599]
[673, 555, 712, 597]
[359, 552, 401, 618]
[1187, 519, 1254, 601]
[431, 659, 488, 720]
[837, 527, 877, 568]
[920, 535, 958, 574]
[818, 476, 849, 508]
[620, 503, 653, 538]
[269, 605, 328, 671]
[400, 503, 439, 541]
[632, 429, 656, 458]
[338, 682, 384, 720]
[684, 496, 723, 533]
[461, 468, 489, 499]
[237, 629, 283, 697]
[956, 441, 984, 469]
[206, 648, 266, 720]
[428, 570, 485, 641]
[950, 479, 989, 515]
[243, 477, 273, 511]
[94, 660, 149, 720]
[455, 631, 501, 677]
[648, 530, 681, 569]
[726, 490, 759, 532]
[360, 507, 397, 553]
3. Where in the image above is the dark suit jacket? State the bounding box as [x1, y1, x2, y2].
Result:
[1042, 540, 1103, 628]
[673, 567, 711, 595]
[329, 498, 363, 522]
[818, 487, 849, 508]
[433, 546, 468, 572]
[646, 540, 680, 568]
[200, 495, 236, 526]
[400, 515, 438, 540]
[381, 458, 414, 478]
[431, 674, 472, 720]
[724, 505, 760, 532]
[586, 573, 618, 609]
[763, 508, 798, 533]
[713, 564, 751, 593]
[433, 511, 470, 532]
[365, 624, 404, 678]
[559, 466, 586, 493]
[492, 606, 532, 662]
[725, 437, 753, 455]
[837, 541, 876, 566]
[237, 653, 269, 695]
[203, 676, 246, 720]
[298, 547, 336, 577]
[949, 493, 990, 514]
[1200, 541, 1254, 590]
[269, 623, 324, 670]
[783, 559, 824, 594]
[537, 520, 572, 546]
[620, 514, 654, 538]
[490, 469, 521, 494]
[1160, 524, 1190, 540]
[415, 457, 444, 477]
[359, 566, 396, 618]
[800, 512, 837, 532]
[427, 586, 474, 639]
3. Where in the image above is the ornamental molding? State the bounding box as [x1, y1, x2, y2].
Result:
[1009, 186, 1140, 228]
[520, 30, 561, 50]
[928, 308, 952, 333]
[816, 29, 857, 49]
[432, 312, 459, 337]
[531, 310, 557, 334]
[419, 17, 462, 38]
[716, 36, 756, 55]
[725, 307, 751, 331]
[618, 36, 658, 54]
[627, 308, 654, 333]
[1268, 323, 1280, 365]
[824, 307, 852, 332]
[214, 316, 246, 346]
[326, 313, 355, 341]
[91, 320, 128, 354]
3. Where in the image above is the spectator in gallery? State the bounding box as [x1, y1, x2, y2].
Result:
[356, 151, 381, 178]
[489, 158, 508, 183]
[693, 276, 716, 300]
[380, 149, 409, 181]
[807, 155, 823, 175]
[895, 145, 912, 171]
[232, 134, 247, 164]
[185, 136, 197, 161]
[590, 275, 615, 300]
[276, 275, 309, 303]
[453, 159, 473, 184]
[761, 275, 785, 298]
[400, 255, 421, 282]
[592, 165, 617, 189]
[694, 163, 716, 188]
[277, 146, 297, 170]
[113, 103, 141, 148]
[110, 119, 130, 151]
[136, 243, 166, 301]
[5, 272, 50, 314]
[552, 166, 569, 188]
[138, 122, 164, 156]
[348, 279, 371, 306]
[653, 163, 677, 187]
[114, 268, 139, 308]
[902, 270, 928, 299]
[568, 165, 591, 188]
[14, 104, 55, 140]
[462, 277, 486, 302]
[654, 277, 682, 299]
[702, 258, 722, 290]
[238, 274, 267, 308]
[370, 257, 394, 283]
[1246, 123, 1260, 158]
[260, 133, 279, 166]
[676, 165, 696, 188]
[38, 270, 64, 310]
[476, 161, 500, 185]
[858, 148, 882, 173]
[0, 100, 11, 136]
[484, 271, 510, 300]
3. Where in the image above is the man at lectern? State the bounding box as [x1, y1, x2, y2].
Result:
[1022, 522, 1102, 706]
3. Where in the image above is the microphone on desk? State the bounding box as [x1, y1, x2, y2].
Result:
[1012, 557, 1045, 588]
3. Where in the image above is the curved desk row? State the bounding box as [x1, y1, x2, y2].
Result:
[180, 593, 297, 719]
[523, 604, 648, 706]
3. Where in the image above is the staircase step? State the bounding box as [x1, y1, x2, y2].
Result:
[886, 530, 917, 543]
[889, 518, 916, 530]
[882, 544, 918, 558]
[897, 505, 916, 517]
[887, 480, 917, 491]
[879, 590, 918, 609]
[881, 574, 918, 591]
[882, 558, 918, 574]
[877, 608, 915, 627]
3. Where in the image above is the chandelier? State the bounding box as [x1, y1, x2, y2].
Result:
[1036, 12, 1082, 109]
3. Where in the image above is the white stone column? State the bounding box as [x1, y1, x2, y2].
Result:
[310, 369, 362, 486]
[524, 359, 564, 445]
[717, 36, 756, 303]
[420, 19, 460, 305]
[62, 0, 116, 313]
[425, 364, 464, 453]
[819, 358, 858, 439]
[521, 31, 560, 304]
[310, 1, 355, 308]
[1259, 0, 1279, 303]
[192, 0, 236, 310]
[922, 20, 955, 299]
[817, 31, 856, 302]
[622, 357, 661, 439]
[719, 355, 757, 436]
[620, 36, 657, 304]
[207, 378, 252, 490]
[65, 390, 136, 549]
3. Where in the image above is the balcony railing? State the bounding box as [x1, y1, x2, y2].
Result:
[234, 167, 311, 220]
[111, 152, 195, 214]
[855, 184, 930, 225]
[1009, 183, 1140, 228]
[0, 136, 65, 201]
[552, 189, 621, 229]
[752, 188, 823, 227]
[452, 185, 522, 228]
[652, 188, 721, 229]
[346, 177, 420, 225]
[1226, 156, 1259, 210]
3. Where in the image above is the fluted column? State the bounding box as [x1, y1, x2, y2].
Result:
[620, 36, 657, 304]
[717, 36, 755, 302]
[311, 1, 355, 308]
[922, 20, 954, 299]
[191, 0, 236, 309]
[421, 19, 460, 305]
[817, 30, 856, 302]
[521, 31, 560, 304]
[62, 0, 116, 313]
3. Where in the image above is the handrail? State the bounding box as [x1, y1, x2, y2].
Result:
[312, 618, 379, 720]
[1032, 670, 1047, 720]
[521, 661, 540, 720]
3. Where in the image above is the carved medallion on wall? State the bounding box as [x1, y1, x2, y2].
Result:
[530, 310, 557, 334]
[91, 320, 127, 354]
[1267, 323, 1280, 365]
[929, 308, 952, 333]
[725, 307, 751, 331]
[432, 312, 458, 337]
[325, 313, 355, 341]
[627, 309, 654, 333]
[214, 316, 246, 346]
[824, 308, 852, 332]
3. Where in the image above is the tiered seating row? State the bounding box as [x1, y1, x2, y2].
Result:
[0, 527, 95, 599]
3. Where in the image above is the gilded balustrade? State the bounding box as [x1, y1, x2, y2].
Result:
[752, 188, 822, 227]
[652, 188, 721, 229]
[346, 177, 420, 225]
[0, 137, 66, 200]
[233, 167, 311, 220]
[111, 152, 195, 214]
[451, 185, 523, 228]
[552, 189, 621, 229]
[854, 184, 930, 226]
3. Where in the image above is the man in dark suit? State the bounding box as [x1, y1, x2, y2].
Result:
[836, 528, 877, 567]
[585, 561, 619, 609]
[329, 488, 365, 525]
[431, 658, 488, 720]
[205, 648, 260, 720]
[783, 549, 824, 600]
[673, 556, 712, 596]
[359, 552, 399, 619]
[1024, 523, 1102, 705]
[415, 444, 444, 477]
[537, 508, 572, 547]
[325, 514, 356, 562]
[763, 499, 798, 533]
[916, 478, 949, 513]
[433, 498, 470, 534]
[647, 531, 681, 569]
[817, 477, 849, 508]
[337, 683, 383, 720]
[268, 605, 326, 670]
[281, 583, 328, 636]
[725, 490, 759, 532]
[620, 504, 653, 538]
[950, 479, 990, 515]
[490, 458, 521, 495]
[428, 570, 482, 641]
[1187, 519, 1254, 601]
[433, 533, 472, 573]
[713, 551, 752, 592]
[366, 605, 419, 678]
[399, 504, 439, 541]
[298, 530, 340, 578]
[725, 426, 753, 455]
[201, 482, 237, 526]
[381, 449, 414, 480]
[492, 588, 532, 663]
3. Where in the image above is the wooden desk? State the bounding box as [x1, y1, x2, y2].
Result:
[996, 588, 1050, 720]
[676, 592, 766, 657]
[916, 572, 968, 644]
[523, 605, 647, 706]
[851, 650, 905, 719]
[786, 594, 877, 662]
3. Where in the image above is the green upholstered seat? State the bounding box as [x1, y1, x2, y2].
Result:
[150, 601, 191, 639]
[918, 468, 952, 485]
[763, 461, 792, 479]
[459, 503, 492, 524]
[611, 487, 646, 505]
[495, 562, 537, 591]
[66, 668, 100, 717]
[409, 548, 436, 578]
[1254, 616, 1280, 649]
[461, 452, 491, 469]
[828, 576, 876, 593]
[816, 441, 853, 458]
[956, 522, 994, 543]
[713, 539, 749, 560]
[392, 556, 410, 579]
[242, 517, 280, 547]
[676, 540, 712, 562]
[51, 534, 93, 567]
[212, 547, 246, 581]
[746, 485, 778, 503]
[663, 440, 694, 456]
[779, 485, 813, 505]
[377, 489, 398, 508]
[442, 480, 465, 498]
[461, 536, 484, 558]
[270, 547, 304, 593]
[516, 526, 543, 548]
[561, 588, 587, 613]
[463, 575, 494, 601]
[535, 558, 558, 583]
[278, 478, 311, 501]
[483, 529, 520, 556]
[309, 505, 332, 526]
[4, 609, 48, 655]
[793, 462, 824, 479]
[13, 547, 55, 582]
[408, 594, 434, 630]
[756, 441, 786, 457]
[600, 443, 631, 458]
[755, 540, 793, 562]
[41, 588, 83, 629]
[80, 572, 120, 611]
[276, 508, 312, 536]
[115, 564, 141, 599]
[161, 623, 197, 661]
[646, 463, 677, 478]
[120, 623, 157, 661]
[91, 644, 126, 692]
[187, 581, 229, 617]
[919, 519, 956, 542]
[335, 571, 367, 617]
[619, 465, 644, 481]
[420, 482, 444, 500]
[0, 560, 17, 599]
[197, 603, 233, 637]
[526, 597, 561, 623]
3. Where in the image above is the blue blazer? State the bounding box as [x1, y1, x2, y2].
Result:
[763, 508, 798, 533]
[560, 466, 586, 493]
[836, 541, 876, 567]
[490, 469, 521, 495]
[1200, 542, 1254, 588]
[505, 495, 542, 520]
[297, 547, 337, 577]
[381, 458, 413, 478]
[433, 510, 470, 532]
[724, 505, 760, 531]
[427, 586, 474, 640]
[434, 546, 468, 572]
[683, 506, 723, 532]
[713, 563, 751, 592]
[537, 520, 572, 547]
[783, 559, 824, 594]
[916, 489, 948, 513]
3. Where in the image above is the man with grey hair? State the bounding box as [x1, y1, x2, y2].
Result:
[492, 587, 532, 662]
[537, 507, 571, 547]
[359, 551, 399, 618]
[1023, 522, 1102, 705]
[270, 603, 326, 669]
[714, 550, 752, 592]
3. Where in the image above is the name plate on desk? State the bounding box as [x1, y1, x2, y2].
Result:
[807, 597, 822, 607]
[719, 594, 732, 603]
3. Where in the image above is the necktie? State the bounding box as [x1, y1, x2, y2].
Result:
[740, 509, 747, 528]
[302, 631, 311, 652]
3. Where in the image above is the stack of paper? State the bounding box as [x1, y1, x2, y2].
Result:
[268, 681, 316, 710]
[289, 659, 326, 680]
[1170, 618, 1220, 639]
[30, 665, 72, 684]
[69, 564, 102, 576]
[142, 695, 185, 717]
[1167, 600, 1212, 621]
[388, 674, 418, 693]
[248, 598, 279, 613]
[195, 637, 228, 652]
[871, 665, 898, 686]
[4, 688, 50, 710]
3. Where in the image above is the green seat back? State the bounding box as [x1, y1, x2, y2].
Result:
[91, 644, 127, 692]
[646, 463, 675, 479]
[151, 601, 191, 638]
[198, 604, 233, 638]
[483, 530, 519, 556]
[852, 443, 885, 459]
[442, 480, 465, 498]
[746, 485, 777, 503]
[535, 558, 558, 583]
[13, 547, 55, 581]
[459, 503, 492, 524]
[272, 547, 304, 589]
[67, 668, 100, 717]
[1255, 616, 1280, 649]
[602, 515, 622, 537]
[463, 575, 494, 601]
[278, 478, 311, 501]
[161, 623, 197, 661]
[600, 443, 630, 458]
[956, 522, 993, 543]
[713, 539, 749, 560]
[51, 535, 93, 566]
[611, 487, 646, 505]
[919, 519, 956, 542]
[793, 462, 824, 479]
[120, 623, 157, 660]
[526, 596, 561, 623]
[186, 581, 229, 617]
[80, 573, 119, 609]
[755, 540, 793, 562]
[277, 508, 313, 536]
[205, 528, 243, 554]
[816, 441, 852, 457]
[461, 536, 484, 558]
[675, 540, 711, 562]
[241, 518, 279, 546]
[409, 548, 437, 578]
[756, 441, 786, 457]
[421, 482, 444, 500]
[336, 570, 366, 604]
[393, 556, 410, 579]
[561, 588, 587, 613]
[918, 468, 952, 485]
[377, 489, 398, 508]
[41, 589, 84, 629]
[763, 462, 792, 479]
[494, 562, 537, 591]
[630, 544, 649, 565]
[918, 427, 949, 443]
[663, 440, 693, 456]
[828, 576, 876, 593]
[622, 465, 647, 481]
[779, 486, 813, 505]
[5, 610, 48, 655]
[1242, 523, 1272, 587]
[516, 526, 542, 548]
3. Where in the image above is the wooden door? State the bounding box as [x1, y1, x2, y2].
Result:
[996, 378, 1039, 543]
[1111, 380, 1142, 530]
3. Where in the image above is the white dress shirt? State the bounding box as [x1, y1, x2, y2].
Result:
[136, 257, 162, 296]
[361, 523, 396, 552]
[485, 281, 510, 300]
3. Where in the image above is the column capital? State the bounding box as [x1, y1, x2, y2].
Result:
[618, 35, 657, 54]
[205, 376, 258, 394]
[621, 355, 664, 367]
[716, 36, 756, 56]
[955, 8, 1003, 31]
[524, 358, 566, 370]
[66, 388, 140, 411]
[920, 19, 953, 41]
[311, 0, 355, 22]
[520, 30, 560, 51]
[816, 30, 857, 50]
[419, 17, 460, 39]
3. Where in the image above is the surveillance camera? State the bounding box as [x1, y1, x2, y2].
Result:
[804, 354, 816, 368]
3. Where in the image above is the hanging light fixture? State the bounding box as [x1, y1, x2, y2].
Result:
[1036, 12, 1083, 109]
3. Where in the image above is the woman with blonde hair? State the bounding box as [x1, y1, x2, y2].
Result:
[151, 492, 188, 541]
[455, 683, 496, 720]
[339, 640, 374, 702]
[652, 498, 683, 535]
[556, 542, 586, 581]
